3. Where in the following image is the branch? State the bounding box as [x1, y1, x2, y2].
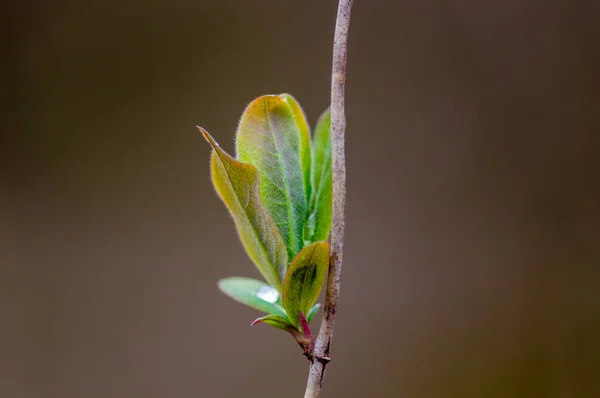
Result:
[304, 0, 353, 396]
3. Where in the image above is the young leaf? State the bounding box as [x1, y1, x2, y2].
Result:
[304, 109, 332, 243]
[200, 128, 288, 291]
[236, 95, 309, 259]
[252, 315, 313, 357]
[306, 303, 321, 324]
[218, 277, 288, 318]
[280, 94, 312, 203]
[282, 241, 330, 327]
[251, 314, 295, 331]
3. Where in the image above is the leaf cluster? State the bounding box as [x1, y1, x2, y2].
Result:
[199, 94, 332, 353]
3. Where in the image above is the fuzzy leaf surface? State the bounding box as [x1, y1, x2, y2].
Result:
[282, 241, 330, 327]
[236, 95, 309, 259]
[200, 128, 288, 291]
[304, 109, 332, 243]
[218, 277, 288, 318]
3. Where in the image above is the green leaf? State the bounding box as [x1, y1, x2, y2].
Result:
[251, 314, 295, 331]
[306, 303, 321, 324]
[251, 315, 311, 354]
[218, 277, 288, 318]
[280, 94, 312, 203]
[200, 128, 288, 291]
[236, 95, 309, 259]
[282, 241, 330, 327]
[304, 108, 332, 243]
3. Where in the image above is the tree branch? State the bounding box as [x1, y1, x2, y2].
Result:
[304, 1, 353, 396]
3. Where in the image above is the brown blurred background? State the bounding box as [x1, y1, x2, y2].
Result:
[3, 0, 600, 397]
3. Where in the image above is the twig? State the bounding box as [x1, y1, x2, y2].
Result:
[304, 0, 353, 396]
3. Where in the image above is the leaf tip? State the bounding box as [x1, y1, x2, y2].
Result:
[197, 126, 218, 149]
[216, 278, 227, 292]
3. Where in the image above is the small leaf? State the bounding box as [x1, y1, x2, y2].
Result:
[282, 241, 330, 327]
[304, 109, 332, 243]
[252, 315, 313, 358]
[218, 277, 288, 318]
[306, 303, 321, 324]
[236, 95, 308, 259]
[200, 128, 288, 291]
[251, 314, 295, 331]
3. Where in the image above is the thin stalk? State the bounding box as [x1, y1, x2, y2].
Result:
[304, 0, 353, 396]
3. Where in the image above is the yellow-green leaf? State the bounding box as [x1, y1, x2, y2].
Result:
[282, 241, 330, 327]
[218, 277, 288, 318]
[236, 95, 309, 259]
[304, 108, 332, 243]
[200, 128, 288, 291]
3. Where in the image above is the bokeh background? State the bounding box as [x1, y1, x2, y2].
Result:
[3, 1, 600, 397]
